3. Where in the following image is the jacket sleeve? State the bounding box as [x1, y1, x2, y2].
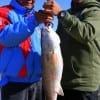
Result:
[0, 14, 38, 47]
[57, 7, 100, 44]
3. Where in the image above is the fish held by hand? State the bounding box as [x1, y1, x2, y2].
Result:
[41, 26, 64, 100]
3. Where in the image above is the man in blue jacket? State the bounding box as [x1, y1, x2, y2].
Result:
[0, 0, 52, 100]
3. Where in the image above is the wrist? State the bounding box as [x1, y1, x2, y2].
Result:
[57, 10, 67, 19]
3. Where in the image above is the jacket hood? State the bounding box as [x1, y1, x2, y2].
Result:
[71, 0, 100, 12]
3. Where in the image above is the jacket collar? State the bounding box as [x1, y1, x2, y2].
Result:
[10, 0, 34, 14]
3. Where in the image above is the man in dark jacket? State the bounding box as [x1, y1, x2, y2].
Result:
[43, 0, 100, 100]
[0, 0, 52, 100]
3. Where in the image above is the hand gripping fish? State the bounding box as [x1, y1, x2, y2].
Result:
[41, 26, 64, 100]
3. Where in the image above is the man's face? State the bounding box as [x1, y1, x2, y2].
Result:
[72, 0, 83, 3]
[17, 0, 35, 9]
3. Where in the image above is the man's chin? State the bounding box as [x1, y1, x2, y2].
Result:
[24, 5, 34, 9]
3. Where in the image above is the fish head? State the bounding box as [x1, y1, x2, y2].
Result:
[41, 26, 60, 54]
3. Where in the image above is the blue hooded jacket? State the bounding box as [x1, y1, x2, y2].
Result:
[0, 0, 42, 85]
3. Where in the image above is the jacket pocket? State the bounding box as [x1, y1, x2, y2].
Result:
[71, 56, 82, 77]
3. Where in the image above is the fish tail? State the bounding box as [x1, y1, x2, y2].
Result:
[57, 86, 64, 96]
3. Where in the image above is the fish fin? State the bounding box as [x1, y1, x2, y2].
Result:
[52, 52, 58, 64]
[57, 86, 64, 96]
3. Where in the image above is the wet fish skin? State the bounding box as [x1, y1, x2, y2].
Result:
[41, 26, 64, 100]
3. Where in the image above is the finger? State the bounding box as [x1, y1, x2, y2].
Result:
[43, 9, 53, 15]
[43, 1, 54, 9]
[39, 9, 54, 17]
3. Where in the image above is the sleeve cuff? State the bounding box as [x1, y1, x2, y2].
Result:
[25, 14, 38, 32]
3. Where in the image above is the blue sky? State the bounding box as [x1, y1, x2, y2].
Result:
[0, 0, 71, 30]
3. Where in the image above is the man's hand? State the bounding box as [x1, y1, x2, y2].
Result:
[43, 0, 62, 16]
[35, 10, 53, 24]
